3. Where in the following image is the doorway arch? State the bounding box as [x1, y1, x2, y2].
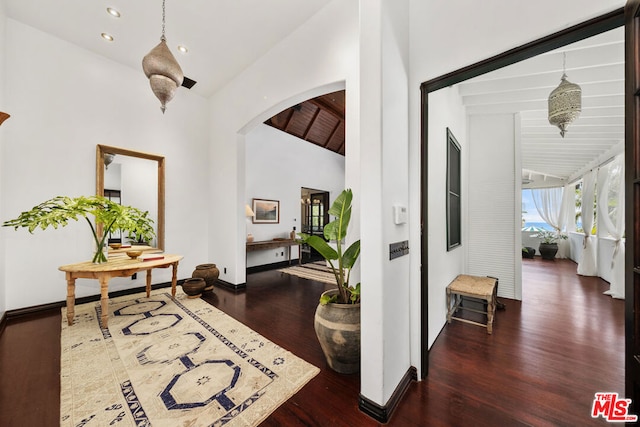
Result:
[236, 81, 347, 285]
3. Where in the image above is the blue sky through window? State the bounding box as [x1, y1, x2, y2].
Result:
[521, 189, 549, 228]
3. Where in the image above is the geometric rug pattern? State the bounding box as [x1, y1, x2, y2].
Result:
[60, 289, 319, 427]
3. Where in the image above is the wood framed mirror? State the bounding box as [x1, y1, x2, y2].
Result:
[96, 144, 165, 251]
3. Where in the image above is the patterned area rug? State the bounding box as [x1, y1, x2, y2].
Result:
[60, 289, 319, 427]
[277, 261, 336, 284]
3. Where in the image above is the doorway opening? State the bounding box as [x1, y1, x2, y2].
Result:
[300, 187, 330, 263]
[420, 8, 624, 378]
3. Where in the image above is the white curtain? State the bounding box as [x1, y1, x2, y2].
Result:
[531, 187, 569, 258]
[531, 187, 563, 230]
[557, 183, 574, 258]
[577, 170, 598, 276]
[598, 156, 625, 299]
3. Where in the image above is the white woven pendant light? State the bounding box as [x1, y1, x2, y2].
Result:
[548, 52, 581, 137]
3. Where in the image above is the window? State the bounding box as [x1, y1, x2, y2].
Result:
[605, 161, 622, 228]
[447, 128, 461, 251]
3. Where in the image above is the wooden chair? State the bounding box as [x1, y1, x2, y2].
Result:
[446, 274, 498, 334]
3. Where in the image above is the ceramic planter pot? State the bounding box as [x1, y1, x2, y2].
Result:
[192, 263, 219, 292]
[314, 289, 360, 374]
[539, 243, 558, 260]
[182, 278, 206, 298]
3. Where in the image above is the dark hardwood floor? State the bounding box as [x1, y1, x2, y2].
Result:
[0, 257, 624, 426]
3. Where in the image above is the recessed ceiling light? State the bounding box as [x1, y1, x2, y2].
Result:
[107, 7, 121, 18]
[177, 45, 188, 54]
[101, 33, 114, 42]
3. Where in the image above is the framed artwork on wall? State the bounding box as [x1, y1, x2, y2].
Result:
[252, 198, 280, 224]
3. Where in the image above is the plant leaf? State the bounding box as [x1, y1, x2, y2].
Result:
[324, 189, 352, 242]
[2, 195, 156, 245]
[319, 293, 338, 305]
[349, 282, 361, 303]
[342, 240, 360, 269]
[300, 234, 338, 260]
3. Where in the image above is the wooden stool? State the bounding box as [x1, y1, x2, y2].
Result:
[446, 274, 498, 334]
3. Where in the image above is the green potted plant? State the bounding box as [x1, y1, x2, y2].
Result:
[530, 230, 567, 260]
[299, 189, 360, 374]
[522, 246, 536, 259]
[3, 195, 155, 263]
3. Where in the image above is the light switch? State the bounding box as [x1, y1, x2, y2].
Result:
[393, 205, 407, 225]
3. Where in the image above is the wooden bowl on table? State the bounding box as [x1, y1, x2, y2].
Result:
[126, 250, 143, 259]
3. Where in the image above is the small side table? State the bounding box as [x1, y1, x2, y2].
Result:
[59, 254, 183, 328]
[446, 274, 498, 334]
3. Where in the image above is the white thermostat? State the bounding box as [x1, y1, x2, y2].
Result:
[393, 205, 407, 225]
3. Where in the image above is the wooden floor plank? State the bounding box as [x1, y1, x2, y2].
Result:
[0, 258, 624, 426]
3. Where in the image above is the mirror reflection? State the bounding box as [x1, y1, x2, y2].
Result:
[96, 144, 165, 251]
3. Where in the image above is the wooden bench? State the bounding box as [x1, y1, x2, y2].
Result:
[446, 274, 498, 334]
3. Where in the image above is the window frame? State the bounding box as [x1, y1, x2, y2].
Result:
[446, 128, 462, 251]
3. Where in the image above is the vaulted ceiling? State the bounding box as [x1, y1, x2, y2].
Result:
[264, 90, 346, 156]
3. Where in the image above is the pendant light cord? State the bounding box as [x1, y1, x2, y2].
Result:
[161, 0, 166, 42]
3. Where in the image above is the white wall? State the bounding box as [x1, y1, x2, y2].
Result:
[467, 114, 519, 299]
[425, 86, 466, 348]
[0, 0, 6, 319]
[0, 19, 210, 309]
[569, 233, 619, 285]
[207, 0, 358, 285]
[597, 237, 616, 284]
[245, 124, 345, 267]
[359, 0, 411, 405]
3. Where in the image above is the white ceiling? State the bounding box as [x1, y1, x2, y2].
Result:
[4, 0, 332, 97]
[4, 1, 624, 188]
[458, 26, 624, 188]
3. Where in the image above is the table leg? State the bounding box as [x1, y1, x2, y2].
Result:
[487, 296, 495, 335]
[99, 275, 110, 329]
[171, 262, 178, 298]
[288, 246, 292, 265]
[298, 244, 302, 265]
[146, 269, 152, 297]
[66, 274, 76, 326]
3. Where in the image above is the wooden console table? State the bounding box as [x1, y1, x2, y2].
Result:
[246, 239, 301, 265]
[59, 254, 183, 328]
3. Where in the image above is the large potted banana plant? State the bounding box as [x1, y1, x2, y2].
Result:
[299, 189, 361, 374]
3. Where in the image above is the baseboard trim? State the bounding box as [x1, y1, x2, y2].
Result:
[0, 311, 6, 339]
[216, 279, 246, 291]
[4, 281, 178, 320]
[246, 260, 292, 274]
[358, 366, 417, 423]
[6, 301, 66, 319]
[74, 282, 174, 306]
